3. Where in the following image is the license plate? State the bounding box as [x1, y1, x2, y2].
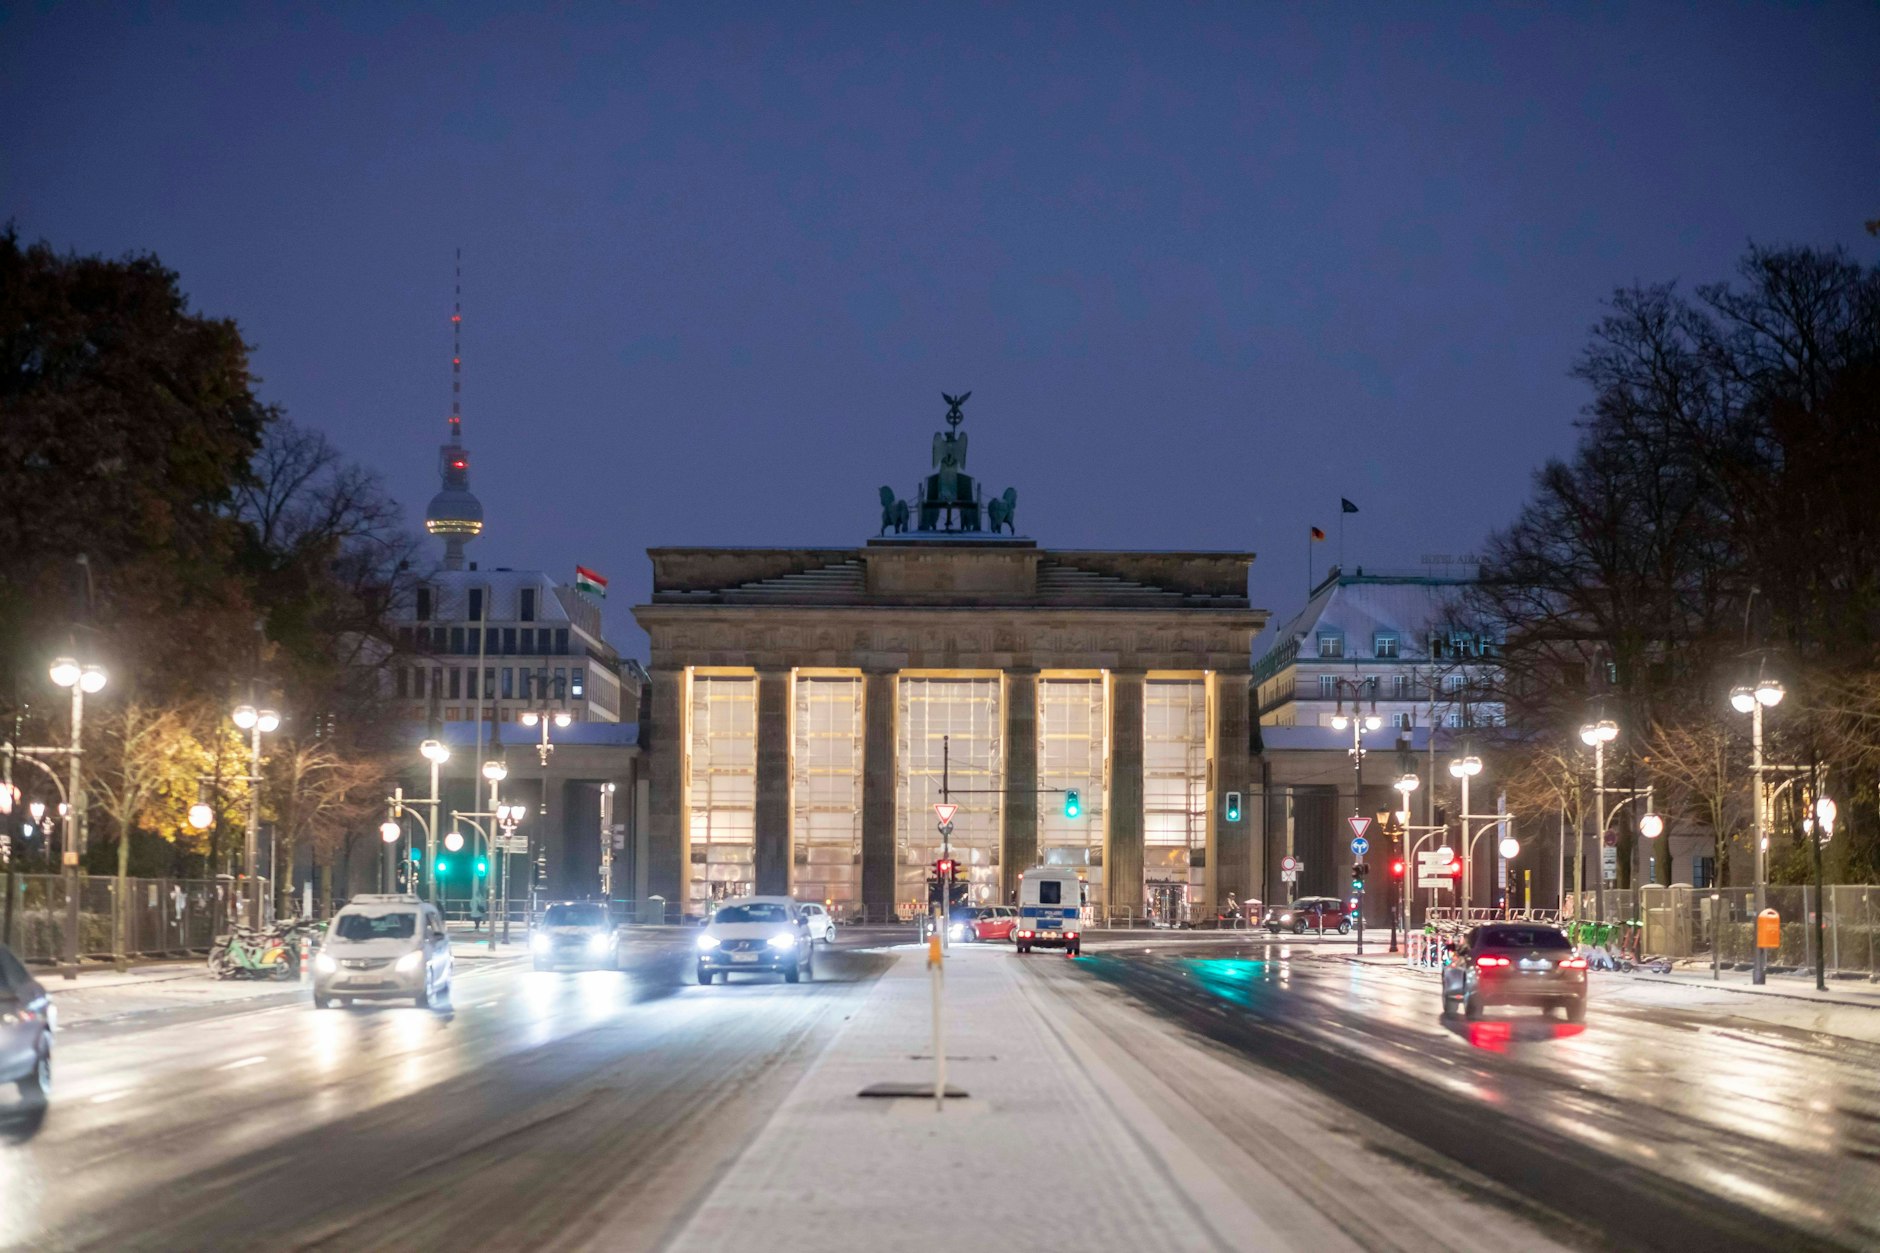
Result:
[730, 953, 759, 963]
[1042, 921, 1060, 929]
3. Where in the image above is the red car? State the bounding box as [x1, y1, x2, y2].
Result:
[970, 906, 1019, 942]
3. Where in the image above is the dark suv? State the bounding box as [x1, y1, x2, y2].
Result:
[1442, 923, 1587, 1022]
[1266, 896, 1352, 935]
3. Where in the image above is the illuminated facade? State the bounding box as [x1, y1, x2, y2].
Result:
[635, 542, 1265, 921]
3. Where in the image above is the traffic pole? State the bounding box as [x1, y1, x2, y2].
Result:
[927, 930, 945, 1112]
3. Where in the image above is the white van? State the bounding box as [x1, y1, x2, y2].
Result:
[313, 895, 453, 1009]
[1015, 867, 1085, 956]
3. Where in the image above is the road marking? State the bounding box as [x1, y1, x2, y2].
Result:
[218, 1054, 268, 1071]
[90, 1089, 132, 1104]
[474, 1000, 499, 1008]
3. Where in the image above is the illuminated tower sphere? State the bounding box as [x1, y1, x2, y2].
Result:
[425, 250, 484, 570]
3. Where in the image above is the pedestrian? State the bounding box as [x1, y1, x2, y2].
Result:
[470, 892, 487, 933]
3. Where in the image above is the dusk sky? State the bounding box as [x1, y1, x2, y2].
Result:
[6, 2, 1876, 657]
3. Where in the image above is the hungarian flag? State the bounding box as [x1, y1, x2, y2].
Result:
[1310, 526, 1326, 541]
[575, 565, 608, 598]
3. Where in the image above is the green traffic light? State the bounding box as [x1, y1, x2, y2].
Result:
[409, 848, 422, 863]
[1064, 788, 1081, 819]
[437, 857, 451, 876]
[474, 857, 488, 876]
[1225, 791, 1242, 822]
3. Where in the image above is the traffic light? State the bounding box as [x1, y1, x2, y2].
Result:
[1351, 861, 1370, 893]
[1390, 857, 1406, 880]
[408, 848, 422, 864]
[474, 856, 489, 877]
[1224, 791, 1242, 823]
[1064, 789, 1081, 819]
[437, 856, 452, 876]
[936, 858, 954, 877]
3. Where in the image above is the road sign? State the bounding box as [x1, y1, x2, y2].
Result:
[1281, 869, 1298, 882]
[1601, 845, 1618, 882]
[1416, 849, 1458, 890]
[1347, 816, 1372, 840]
[1280, 855, 1298, 872]
[934, 803, 958, 827]
[494, 835, 528, 854]
[1603, 829, 1619, 848]
[1350, 836, 1370, 856]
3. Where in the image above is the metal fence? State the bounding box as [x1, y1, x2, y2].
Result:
[0, 874, 263, 965]
[1559, 884, 1880, 978]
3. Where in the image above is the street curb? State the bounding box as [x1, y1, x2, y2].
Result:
[1624, 973, 1880, 1011]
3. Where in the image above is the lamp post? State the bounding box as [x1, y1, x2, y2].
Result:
[1329, 679, 1382, 954]
[1577, 719, 1618, 926]
[420, 738, 450, 901]
[1447, 755, 1483, 912]
[49, 654, 105, 979]
[1390, 772, 1418, 950]
[378, 817, 402, 892]
[232, 702, 280, 924]
[1730, 678, 1782, 985]
[1804, 792, 1835, 993]
[482, 756, 508, 949]
[519, 710, 570, 918]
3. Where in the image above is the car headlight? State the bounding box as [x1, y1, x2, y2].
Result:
[949, 923, 964, 938]
[314, 953, 338, 975]
[531, 934, 551, 953]
[1281, 913, 1293, 923]
[697, 934, 720, 951]
[588, 934, 611, 954]
[396, 950, 423, 973]
[767, 932, 795, 950]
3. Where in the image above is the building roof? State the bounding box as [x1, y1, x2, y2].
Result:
[425, 720, 640, 749]
[1256, 568, 1478, 678]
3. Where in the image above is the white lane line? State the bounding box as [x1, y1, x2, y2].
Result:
[218, 1054, 268, 1071]
[90, 1089, 133, 1104]
[474, 1000, 500, 1008]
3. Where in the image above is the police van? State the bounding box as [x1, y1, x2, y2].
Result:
[1015, 866, 1084, 956]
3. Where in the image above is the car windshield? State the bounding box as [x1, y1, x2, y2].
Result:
[544, 904, 609, 928]
[334, 911, 417, 941]
[714, 903, 792, 925]
[1481, 928, 1570, 950]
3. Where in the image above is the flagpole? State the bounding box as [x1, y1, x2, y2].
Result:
[1338, 509, 1345, 575]
[1307, 530, 1313, 595]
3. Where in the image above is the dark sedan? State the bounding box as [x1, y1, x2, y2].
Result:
[0, 943, 52, 1106]
[1442, 923, 1588, 1022]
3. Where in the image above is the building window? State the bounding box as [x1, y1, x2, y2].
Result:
[794, 676, 864, 915]
[897, 677, 1001, 908]
[468, 587, 484, 621]
[450, 627, 465, 654]
[432, 668, 444, 700]
[554, 668, 567, 700]
[1374, 634, 1399, 659]
[1038, 678, 1105, 866]
[555, 628, 569, 655]
[501, 667, 514, 699]
[520, 587, 536, 622]
[1317, 633, 1344, 659]
[503, 628, 517, 655]
[1393, 711, 1414, 730]
[1318, 675, 1337, 698]
[1693, 855, 1715, 888]
[466, 628, 481, 656]
[688, 673, 757, 906]
[416, 586, 433, 621]
[520, 628, 536, 655]
[445, 706, 458, 721]
[484, 667, 495, 700]
[518, 669, 532, 701]
[571, 667, 585, 699]
[447, 668, 461, 700]
[1144, 680, 1207, 922]
[395, 667, 408, 699]
[1444, 674, 1466, 694]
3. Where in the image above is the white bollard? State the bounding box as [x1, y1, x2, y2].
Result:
[928, 931, 945, 1112]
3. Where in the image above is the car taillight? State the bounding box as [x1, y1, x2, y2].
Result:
[1478, 956, 1510, 967]
[1560, 956, 1588, 969]
[1065, 931, 1078, 939]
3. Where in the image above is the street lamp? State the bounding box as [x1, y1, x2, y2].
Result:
[50, 652, 104, 979]
[380, 820, 401, 843]
[232, 701, 280, 924]
[1448, 755, 1484, 910]
[188, 802, 215, 831]
[418, 738, 450, 901]
[1577, 719, 1619, 923]
[445, 830, 465, 853]
[1728, 678, 1781, 984]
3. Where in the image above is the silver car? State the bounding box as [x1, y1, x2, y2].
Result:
[313, 896, 454, 1009]
[0, 944, 51, 1106]
[696, 897, 815, 985]
[1442, 923, 1588, 1022]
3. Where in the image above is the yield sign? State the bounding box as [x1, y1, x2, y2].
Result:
[933, 803, 959, 827]
[1347, 816, 1372, 840]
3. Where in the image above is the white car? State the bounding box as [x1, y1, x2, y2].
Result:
[696, 896, 815, 985]
[799, 902, 837, 946]
[313, 895, 453, 1008]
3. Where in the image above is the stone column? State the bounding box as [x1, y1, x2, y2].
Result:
[754, 667, 793, 896]
[646, 666, 687, 918]
[861, 668, 898, 921]
[1209, 671, 1254, 914]
[1105, 670, 1145, 919]
[1001, 668, 1039, 903]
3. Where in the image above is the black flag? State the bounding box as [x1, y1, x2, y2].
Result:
[1341, 498, 1359, 514]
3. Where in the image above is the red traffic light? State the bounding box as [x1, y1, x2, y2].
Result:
[935, 859, 954, 876]
[1390, 858, 1406, 879]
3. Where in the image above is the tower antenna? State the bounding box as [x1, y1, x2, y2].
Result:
[425, 247, 484, 569]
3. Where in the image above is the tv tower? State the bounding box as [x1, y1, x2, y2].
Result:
[424, 248, 484, 570]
